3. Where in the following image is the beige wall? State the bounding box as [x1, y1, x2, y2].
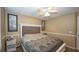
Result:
[1, 8, 6, 39]
[0, 8, 6, 51]
[45, 13, 76, 47]
[46, 13, 76, 35]
[5, 11, 41, 45]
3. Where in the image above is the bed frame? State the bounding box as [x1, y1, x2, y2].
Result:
[20, 24, 66, 52]
[20, 24, 41, 38]
[21, 43, 66, 52]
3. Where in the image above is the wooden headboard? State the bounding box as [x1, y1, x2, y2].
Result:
[20, 24, 41, 38]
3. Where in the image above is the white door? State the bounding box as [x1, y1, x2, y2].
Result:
[77, 16, 79, 49]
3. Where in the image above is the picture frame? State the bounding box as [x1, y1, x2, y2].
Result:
[8, 14, 18, 32]
[41, 20, 45, 31]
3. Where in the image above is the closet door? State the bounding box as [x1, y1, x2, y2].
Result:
[77, 16, 79, 49]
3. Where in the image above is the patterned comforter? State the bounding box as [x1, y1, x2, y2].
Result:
[22, 34, 64, 52]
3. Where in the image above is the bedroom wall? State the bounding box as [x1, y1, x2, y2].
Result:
[0, 7, 6, 51]
[45, 13, 76, 47]
[5, 11, 41, 46]
[1, 7, 6, 51]
[1, 8, 6, 39]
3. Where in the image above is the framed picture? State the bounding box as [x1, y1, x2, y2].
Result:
[41, 20, 45, 31]
[8, 14, 18, 32]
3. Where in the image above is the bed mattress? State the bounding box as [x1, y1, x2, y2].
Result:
[21, 34, 64, 52]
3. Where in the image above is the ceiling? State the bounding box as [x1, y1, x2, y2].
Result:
[5, 7, 79, 20]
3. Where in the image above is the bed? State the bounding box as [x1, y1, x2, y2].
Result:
[20, 24, 66, 52]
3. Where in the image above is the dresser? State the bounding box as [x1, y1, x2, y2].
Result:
[6, 38, 16, 52]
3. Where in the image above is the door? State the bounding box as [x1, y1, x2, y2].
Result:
[77, 16, 79, 49]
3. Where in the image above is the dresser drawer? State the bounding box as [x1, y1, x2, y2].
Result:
[6, 39, 16, 52]
[7, 39, 16, 46]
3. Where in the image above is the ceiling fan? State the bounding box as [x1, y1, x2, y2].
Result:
[38, 7, 58, 17]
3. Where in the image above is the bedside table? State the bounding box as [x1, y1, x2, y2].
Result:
[6, 39, 16, 52]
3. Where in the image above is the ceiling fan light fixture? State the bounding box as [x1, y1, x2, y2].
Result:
[44, 12, 50, 17]
[38, 7, 58, 17]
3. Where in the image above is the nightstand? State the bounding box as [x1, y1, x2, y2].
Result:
[6, 38, 16, 52]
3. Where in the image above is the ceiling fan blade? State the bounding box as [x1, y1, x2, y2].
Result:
[39, 7, 46, 12]
[49, 10, 58, 13]
[44, 12, 50, 16]
[49, 12, 58, 14]
[48, 7, 58, 13]
[47, 7, 53, 10]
